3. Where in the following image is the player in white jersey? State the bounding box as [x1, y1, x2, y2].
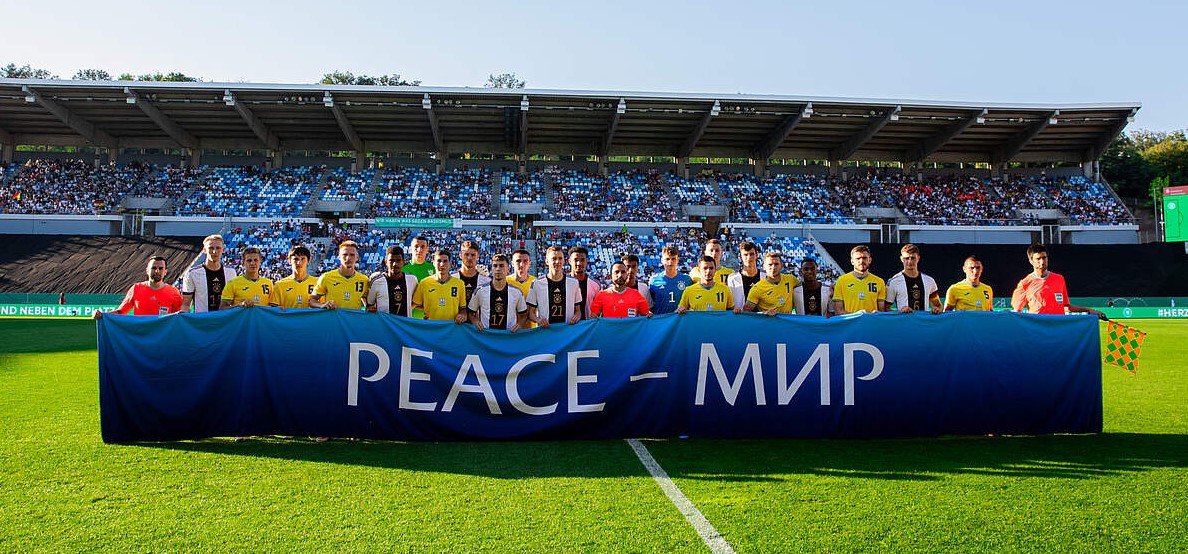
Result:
[366, 245, 419, 316]
[885, 243, 941, 314]
[180, 234, 238, 313]
[468, 253, 528, 332]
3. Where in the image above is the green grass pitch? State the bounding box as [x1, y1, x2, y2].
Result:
[1, 319, 1184, 552]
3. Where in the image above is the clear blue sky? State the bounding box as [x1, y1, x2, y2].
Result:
[6, 0, 1184, 132]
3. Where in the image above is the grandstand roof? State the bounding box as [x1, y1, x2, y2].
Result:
[0, 79, 1139, 164]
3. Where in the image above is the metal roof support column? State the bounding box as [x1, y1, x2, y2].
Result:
[992, 111, 1055, 166]
[270, 150, 284, 171]
[753, 158, 767, 178]
[679, 100, 719, 158]
[597, 154, 607, 177]
[186, 148, 201, 169]
[676, 157, 688, 180]
[830, 106, 900, 161]
[0, 127, 13, 163]
[23, 85, 118, 150]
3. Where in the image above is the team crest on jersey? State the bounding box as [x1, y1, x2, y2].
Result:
[344, 292, 351, 301]
[438, 298, 447, 306]
[552, 292, 562, 304]
[1055, 293, 1064, 303]
[677, 281, 687, 290]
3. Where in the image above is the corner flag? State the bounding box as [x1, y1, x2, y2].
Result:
[1104, 320, 1146, 374]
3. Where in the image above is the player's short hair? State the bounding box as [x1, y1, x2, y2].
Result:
[432, 249, 451, 259]
[801, 257, 818, 266]
[764, 251, 782, 262]
[338, 240, 358, 253]
[511, 249, 531, 260]
[491, 253, 509, 265]
[568, 246, 588, 257]
[740, 241, 758, 253]
[288, 245, 311, 259]
[901, 243, 920, 256]
[242, 246, 262, 258]
[545, 245, 565, 257]
[1027, 243, 1047, 257]
[661, 245, 680, 257]
[460, 240, 479, 253]
[706, 238, 723, 247]
[964, 254, 982, 264]
[410, 235, 429, 247]
[697, 255, 716, 267]
[850, 245, 871, 256]
[147, 255, 167, 265]
[202, 234, 224, 246]
[621, 253, 640, 264]
[610, 261, 627, 272]
[385, 245, 405, 258]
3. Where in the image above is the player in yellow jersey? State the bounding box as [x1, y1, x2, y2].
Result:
[412, 249, 468, 323]
[220, 247, 277, 308]
[677, 256, 734, 313]
[945, 255, 994, 311]
[274, 245, 318, 309]
[310, 240, 369, 310]
[832, 245, 888, 314]
[688, 238, 736, 286]
[507, 248, 536, 327]
[742, 251, 799, 315]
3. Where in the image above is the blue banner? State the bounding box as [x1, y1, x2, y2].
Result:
[96, 310, 1103, 443]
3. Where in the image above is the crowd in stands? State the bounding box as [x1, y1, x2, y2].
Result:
[179, 166, 321, 217]
[372, 168, 494, 219]
[550, 169, 678, 221]
[321, 168, 374, 202]
[721, 173, 856, 224]
[500, 171, 547, 204]
[1034, 175, 1132, 225]
[669, 174, 721, 205]
[0, 157, 1138, 227]
[134, 165, 204, 200]
[883, 174, 1017, 225]
[0, 159, 149, 214]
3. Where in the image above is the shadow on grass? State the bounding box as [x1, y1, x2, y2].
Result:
[644, 433, 1188, 482]
[140, 432, 1188, 481]
[141, 438, 648, 479]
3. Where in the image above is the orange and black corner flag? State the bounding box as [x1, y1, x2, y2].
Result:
[1104, 320, 1147, 374]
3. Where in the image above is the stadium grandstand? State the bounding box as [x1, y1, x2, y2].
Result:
[1, 78, 1164, 300]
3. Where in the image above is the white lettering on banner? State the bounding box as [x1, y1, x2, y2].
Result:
[696, 343, 767, 406]
[1157, 308, 1188, 318]
[778, 343, 831, 406]
[443, 355, 501, 414]
[400, 347, 437, 411]
[567, 350, 604, 413]
[507, 354, 558, 415]
[696, 342, 884, 406]
[843, 343, 884, 406]
[347, 342, 390, 406]
[346, 345, 609, 415]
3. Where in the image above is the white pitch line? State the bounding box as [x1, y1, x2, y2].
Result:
[629, 372, 669, 381]
[626, 439, 736, 554]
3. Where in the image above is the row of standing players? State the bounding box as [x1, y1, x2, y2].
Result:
[98, 235, 1107, 324]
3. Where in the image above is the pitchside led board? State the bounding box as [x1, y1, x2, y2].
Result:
[1163, 185, 1188, 242]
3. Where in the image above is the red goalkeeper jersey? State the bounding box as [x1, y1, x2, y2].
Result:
[590, 287, 650, 318]
[116, 283, 183, 316]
